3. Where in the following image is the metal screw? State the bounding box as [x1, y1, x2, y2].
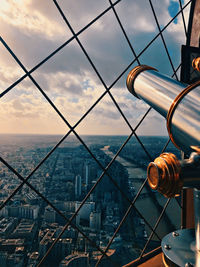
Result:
[185, 263, 193, 267]
[172, 231, 179, 237]
[164, 244, 171, 250]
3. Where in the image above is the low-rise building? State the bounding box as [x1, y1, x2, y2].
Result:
[11, 219, 37, 241]
[0, 218, 18, 237]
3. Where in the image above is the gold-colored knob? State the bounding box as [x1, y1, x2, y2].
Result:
[192, 57, 200, 72]
[147, 153, 182, 198]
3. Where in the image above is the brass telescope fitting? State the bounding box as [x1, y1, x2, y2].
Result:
[126, 65, 200, 153]
[147, 152, 200, 198]
[126, 65, 200, 197]
[192, 57, 200, 72]
[126, 65, 157, 98]
[147, 153, 182, 198]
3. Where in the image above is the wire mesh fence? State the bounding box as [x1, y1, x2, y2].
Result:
[0, 0, 192, 266]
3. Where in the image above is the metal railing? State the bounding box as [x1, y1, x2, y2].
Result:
[0, 0, 192, 266]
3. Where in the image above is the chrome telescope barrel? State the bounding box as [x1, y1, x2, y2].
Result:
[127, 65, 200, 155]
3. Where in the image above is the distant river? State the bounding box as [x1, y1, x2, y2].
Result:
[102, 146, 181, 240]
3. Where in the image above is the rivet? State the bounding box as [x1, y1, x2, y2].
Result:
[164, 244, 171, 250]
[172, 231, 179, 237]
[185, 263, 193, 267]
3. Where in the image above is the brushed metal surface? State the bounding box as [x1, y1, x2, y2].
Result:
[132, 69, 200, 154]
[162, 229, 195, 266]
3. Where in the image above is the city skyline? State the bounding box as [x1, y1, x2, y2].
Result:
[0, 134, 180, 266]
[0, 0, 188, 136]
[0, 1, 193, 266]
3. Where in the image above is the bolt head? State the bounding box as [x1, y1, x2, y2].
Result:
[185, 263, 193, 267]
[172, 231, 179, 237]
[164, 244, 171, 250]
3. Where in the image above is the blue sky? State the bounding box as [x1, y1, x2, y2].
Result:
[0, 0, 190, 135]
[168, 0, 183, 24]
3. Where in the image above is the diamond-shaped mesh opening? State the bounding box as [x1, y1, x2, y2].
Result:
[0, 0, 71, 69]
[136, 107, 168, 137]
[0, 134, 57, 178]
[0, 0, 193, 266]
[56, 0, 110, 33]
[31, 40, 106, 126]
[113, 0, 160, 56]
[106, 64, 153, 131]
[0, 44, 25, 95]
[75, 93, 131, 136]
[79, 10, 136, 86]
[0, 79, 69, 174]
[139, 36, 176, 76]
[0, 162, 21, 204]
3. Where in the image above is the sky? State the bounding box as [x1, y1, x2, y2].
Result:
[0, 0, 190, 136]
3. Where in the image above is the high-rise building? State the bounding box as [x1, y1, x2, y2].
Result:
[0, 203, 8, 217]
[6, 204, 39, 220]
[75, 175, 82, 198]
[44, 206, 56, 223]
[90, 211, 101, 231]
[85, 163, 89, 188]
[0, 251, 7, 267]
[75, 202, 95, 225]
[19, 205, 39, 220]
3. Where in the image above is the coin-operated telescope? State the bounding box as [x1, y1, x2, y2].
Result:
[127, 65, 200, 266]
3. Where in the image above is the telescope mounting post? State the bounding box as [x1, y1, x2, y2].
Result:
[126, 64, 200, 266]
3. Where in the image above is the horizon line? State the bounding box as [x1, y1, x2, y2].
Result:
[0, 133, 168, 137]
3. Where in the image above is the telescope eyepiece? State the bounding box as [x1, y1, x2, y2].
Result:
[147, 153, 182, 198]
[147, 162, 160, 190]
[147, 152, 200, 197]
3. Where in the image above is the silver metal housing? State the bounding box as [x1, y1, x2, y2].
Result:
[127, 67, 200, 154]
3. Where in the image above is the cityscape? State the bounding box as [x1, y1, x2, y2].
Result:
[0, 0, 191, 266]
[0, 134, 181, 266]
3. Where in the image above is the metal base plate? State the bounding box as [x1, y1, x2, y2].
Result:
[161, 229, 196, 267]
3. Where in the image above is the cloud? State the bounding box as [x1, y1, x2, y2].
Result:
[0, 0, 191, 135]
[0, 0, 69, 41]
[52, 0, 110, 32]
[115, 0, 159, 33]
[0, 88, 69, 134]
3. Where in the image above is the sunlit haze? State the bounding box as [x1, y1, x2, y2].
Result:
[0, 0, 189, 135]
